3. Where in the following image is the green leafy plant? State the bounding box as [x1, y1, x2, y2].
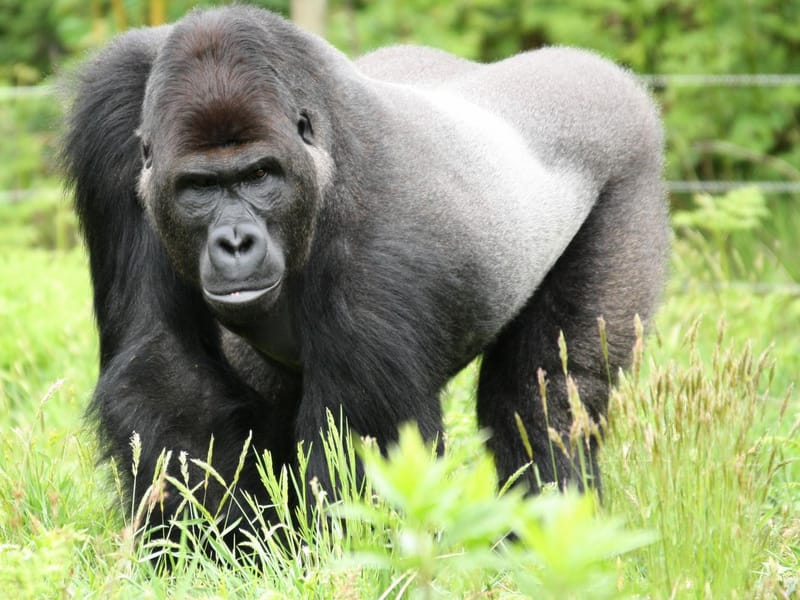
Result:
[336, 424, 655, 599]
[672, 186, 768, 279]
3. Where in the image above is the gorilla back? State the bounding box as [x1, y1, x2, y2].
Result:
[63, 5, 667, 543]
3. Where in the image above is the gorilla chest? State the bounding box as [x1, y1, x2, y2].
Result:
[220, 290, 301, 371]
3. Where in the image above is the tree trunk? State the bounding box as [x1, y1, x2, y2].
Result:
[150, 0, 165, 26]
[290, 0, 328, 37]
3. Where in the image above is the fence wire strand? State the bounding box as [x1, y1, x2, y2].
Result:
[640, 73, 800, 88]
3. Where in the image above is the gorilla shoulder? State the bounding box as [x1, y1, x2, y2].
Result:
[356, 45, 478, 85]
[501, 47, 662, 167]
[421, 46, 663, 184]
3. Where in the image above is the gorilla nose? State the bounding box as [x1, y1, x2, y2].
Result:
[208, 223, 267, 277]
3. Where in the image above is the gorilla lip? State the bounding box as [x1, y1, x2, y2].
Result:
[203, 278, 282, 306]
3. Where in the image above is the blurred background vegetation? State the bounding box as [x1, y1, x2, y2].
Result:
[2, 0, 800, 256]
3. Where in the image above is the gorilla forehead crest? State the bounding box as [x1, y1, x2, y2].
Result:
[144, 13, 293, 153]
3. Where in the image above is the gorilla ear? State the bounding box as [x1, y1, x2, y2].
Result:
[137, 131, 153, 169]
[141, 142, 152, 169]
[298, 112, 314, 145]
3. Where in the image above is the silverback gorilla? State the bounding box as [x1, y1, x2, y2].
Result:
[63, 5, 667, 545]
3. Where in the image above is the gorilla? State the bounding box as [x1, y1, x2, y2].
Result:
[62, 5, 667, 544]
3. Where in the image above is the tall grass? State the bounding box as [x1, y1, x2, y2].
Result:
[12, 319, 784, 598]
[604, 319, 797, 596]
[113, 413, 653, 599]
[1, 189, 798, 597]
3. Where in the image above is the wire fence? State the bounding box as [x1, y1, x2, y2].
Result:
[2, 74, 800, 202]
[0, 85, 54, 100]
[639, 73, 800, 88]
[668, 181, 800, 195]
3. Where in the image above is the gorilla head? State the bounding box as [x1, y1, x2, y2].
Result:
[136, 12, 333, 336]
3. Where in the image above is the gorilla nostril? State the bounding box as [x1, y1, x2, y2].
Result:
[238, 233, 255, 255]
[217, 237, 237, 256]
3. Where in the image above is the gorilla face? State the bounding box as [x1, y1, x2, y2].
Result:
[136, 18, 324, 332]
[175, 146, 289, 321]
[146, 119, 319, 328]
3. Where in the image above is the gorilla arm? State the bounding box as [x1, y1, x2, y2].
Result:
[62, 28, 295, 541]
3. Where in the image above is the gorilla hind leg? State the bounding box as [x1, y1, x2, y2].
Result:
[477, 296, 607, 493]
[477, 172, 667, 492]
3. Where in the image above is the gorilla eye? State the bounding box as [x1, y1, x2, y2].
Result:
[243, 167, 270, 184]
[188, 175, 218, 189]
[298, 112, 313, 145]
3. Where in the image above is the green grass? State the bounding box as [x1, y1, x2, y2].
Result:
[0, 191, 798, 597]
[605, 323, 797, 595]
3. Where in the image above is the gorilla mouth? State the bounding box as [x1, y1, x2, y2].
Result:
[203, 278, 282, 306]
